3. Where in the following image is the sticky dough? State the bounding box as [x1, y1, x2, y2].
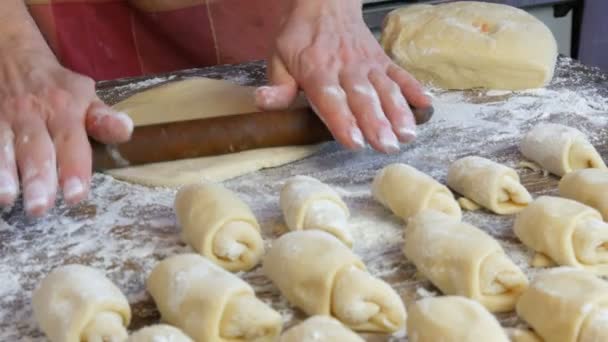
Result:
[263, 231, 406, 333]
[407, 296, 509, 342]
[559, 168, 608, 220]
[380, 2, 557, 90]
[279, 316, 364, 342]
[447, 156, 532, 214]
[108, 78, 319, 187]
[514, 196, 608, 275]
[32, 265, 131, 342]
[280, 175, 352, 246]
[520, 123, 606, 177]
[372, 163, 461, 221]
[517, 268, 608, 342]
[174, 183, 263, 272]
[128, 325, 193, 342]
[403, 210, 528, 312]
[147, 254, 282, 342]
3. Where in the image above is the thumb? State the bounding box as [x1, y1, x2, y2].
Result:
[255, 55, 299, 111]
[85, 98, 134, 144]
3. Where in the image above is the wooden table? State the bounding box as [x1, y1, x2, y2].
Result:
[2, 57, 608, 341]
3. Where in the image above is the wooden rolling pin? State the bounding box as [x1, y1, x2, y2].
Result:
[92, 106, 434, 170]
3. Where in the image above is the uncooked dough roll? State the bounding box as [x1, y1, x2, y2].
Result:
[280, 175, 352, 246]
[279, 316, 364, 342]
[514, 196, 608, 275]
[32, 265, 131, 342]
[372, 163, 461, 221]
[517, 268, 608, 342]
[147, 254, 282, 342]
[407, 296, 509, 342]
[404, 210, 528, 312]
[128, 325, 193, 342]
[174, 183, 264, 272]
[520, 123, 606, 177]
[263, 231, 406, 333]
[560, 168, 608, 220]
[447, 156, 532, 214]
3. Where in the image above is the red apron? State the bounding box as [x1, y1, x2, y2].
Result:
[26, 0, 285, 81]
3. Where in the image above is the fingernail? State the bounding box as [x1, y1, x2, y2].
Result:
[63, 177, 85, 201]
[397, 126, 417, 143]
[379, 128, 400, 154]
[0, 171, 17, 197]
[114, 112, 134, 135]
[350, 127, 365, 149]
[24, 180, 49, 213]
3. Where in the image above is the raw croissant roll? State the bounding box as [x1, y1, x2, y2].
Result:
[513, 196, 608, 275]
[128, 325, 193, 342]
[520, 123, 606, 177]
[560, 168, 608, 220]
[407, 296, 509, 342]
[372, 163, 461, 221]
[175, 183, 264, 272]
[147, 254, 282, 342]
[517, 268, 608, 342]
[404, 210, 528, 312]
[280, 175, 352, 246]
[263, 230, 406, 333]
[447, 156, 532, 214]
[279, 316, 364, 342]
[32, 265, 131, 342]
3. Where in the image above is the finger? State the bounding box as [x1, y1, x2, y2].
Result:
[301, 74, 365, 150]
[387, 64, 434, 121]
[369, 69, 417, 143]
[255, 55, 299, 111]
[0, 123, 19, 206]
[49, 115, 91, 205]
[14, 118, 57, 217]
[341, 72, 400, 154]
[85, 100, 133, 144]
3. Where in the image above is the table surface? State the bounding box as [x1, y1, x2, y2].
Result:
[2, 57, 608, 341]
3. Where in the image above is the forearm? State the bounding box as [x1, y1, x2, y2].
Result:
[0, 0, 53, 55]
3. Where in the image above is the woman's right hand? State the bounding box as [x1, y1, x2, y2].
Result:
[0, 45, 133, 217]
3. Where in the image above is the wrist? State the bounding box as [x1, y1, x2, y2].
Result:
[289, 0, 362, 18]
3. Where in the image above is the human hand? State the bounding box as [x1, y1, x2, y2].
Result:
[256, 0, 432, 153]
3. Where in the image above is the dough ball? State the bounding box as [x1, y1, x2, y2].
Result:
[280, 175, 352, 246]
[263, 231, 406, 333]
[175, 182, 264, 272]
[447, 156, 532, 215]
[517, 267, 608, 342]
[147, 254, 282, 342]
[372, 163, 461, 221]
[407, 296, 509, 342]
[381, 2, 557, 90]
[559, 168, 608, 220]
[279, 316, 364, 342]
[32, 265, 131, 342]
[128, 325, 193, 342]
[520, 123, 605, 177]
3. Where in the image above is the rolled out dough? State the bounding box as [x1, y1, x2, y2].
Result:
[108, 78, 319, 186]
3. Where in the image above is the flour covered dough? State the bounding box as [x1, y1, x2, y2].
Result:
[560, 169, 608, 220]
[404, 210, 528, 312]
[32, 265, 131, 342]
[263, 231, 406, 333]
[517, 268, 608, 342]
[128, 325, 193, 342]
[372, 163, 461, 221]
[514, 196, 608, 275]
[520, 123, 606, 177]
[407, 296, 509, 342]
[381, 2, 557, 90]
[175, 183, 263, 272]
[279, 316, 364, 342]
[447, 156, 532, 214]
[147, 254, 282, 342]
[280, 176, 352, 246]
